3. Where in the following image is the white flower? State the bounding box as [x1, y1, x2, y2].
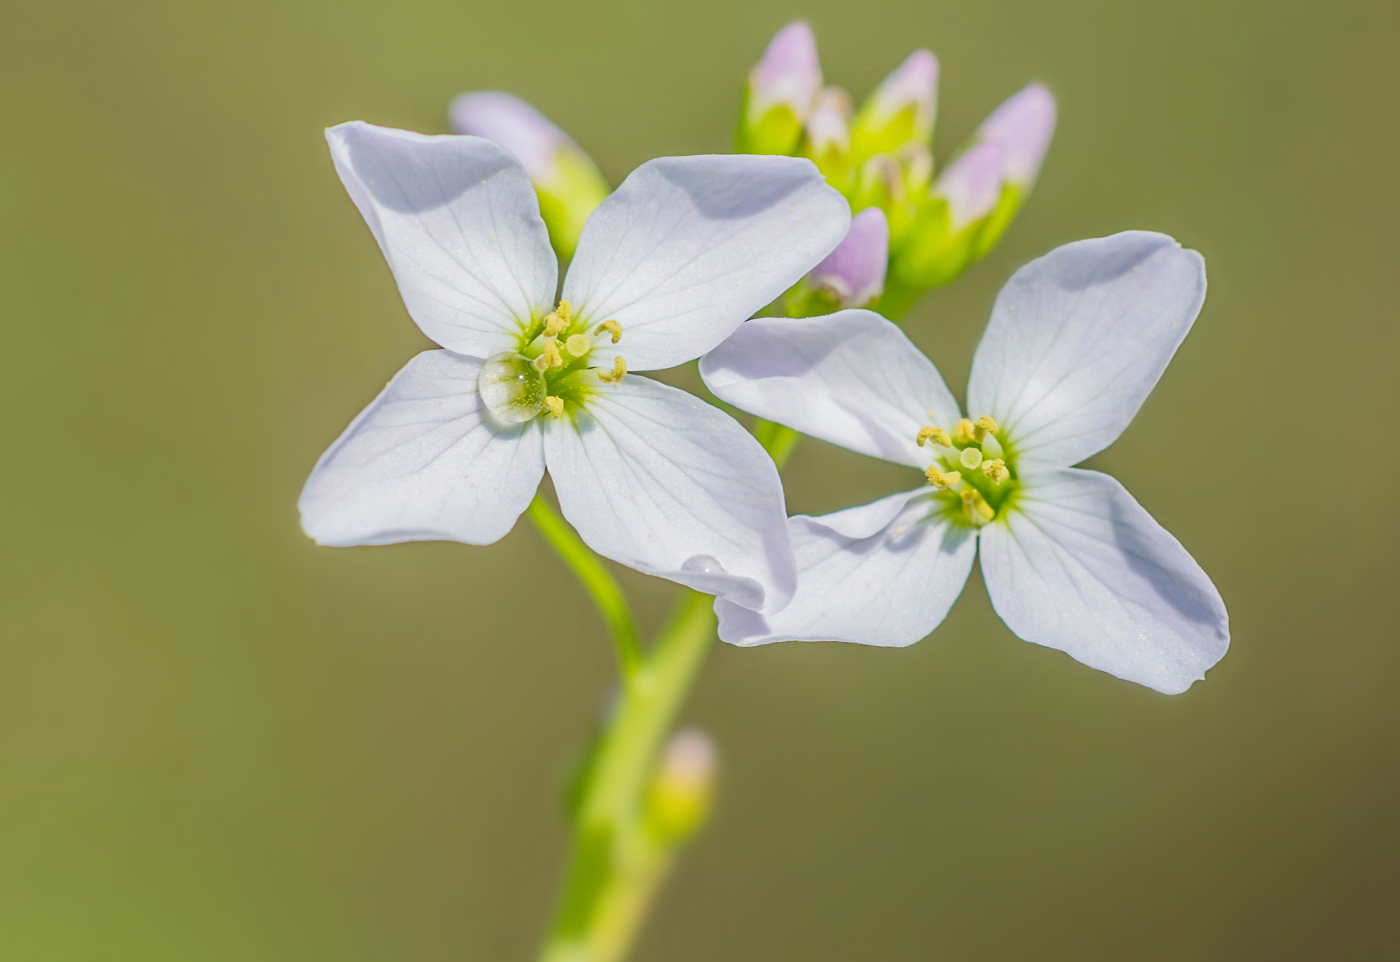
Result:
[300, 122, 851, 613]
[700, 232, 1229, 692]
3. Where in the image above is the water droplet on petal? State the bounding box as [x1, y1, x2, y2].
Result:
[478, 352, 545, 424]
[681, 555, 726, 575]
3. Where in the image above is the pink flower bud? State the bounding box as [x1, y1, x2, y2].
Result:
[932, 140, 1007, 230]
[808, 207, 889, 307]
[976, 83, 1056, 187]
[748, 21, 823, 121]
[804, 87, 852, 157]
[857, 49, 939, 148]
[448, 91, 576, 185]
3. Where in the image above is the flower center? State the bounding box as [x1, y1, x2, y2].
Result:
[476, 300, 626, 424]
[915, 415, 1018, 527]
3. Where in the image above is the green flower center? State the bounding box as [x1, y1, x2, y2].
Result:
[477, 300, 625, 424]
[915, 416, 1020, 527]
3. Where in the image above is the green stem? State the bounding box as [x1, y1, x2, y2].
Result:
[539, 590, 716, 962]
[528, 495, 644, 681]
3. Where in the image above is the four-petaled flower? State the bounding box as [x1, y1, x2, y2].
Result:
[701, 232, 1229, 693]
[300, 122, 851, 613]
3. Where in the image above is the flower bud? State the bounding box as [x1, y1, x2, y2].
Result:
[851, 50, 939, 163]
[800, 87, 853, 188]
[886, 84, 1057, 305]
[646, 729, 717, 843]
[449, 91, 609, 258]
[737, 22, 822, 155]
[788, 207, 889, 314]
[976, 83, 1056, 189]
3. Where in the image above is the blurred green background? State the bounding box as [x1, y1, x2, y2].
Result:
[3, 0, 1397, 958]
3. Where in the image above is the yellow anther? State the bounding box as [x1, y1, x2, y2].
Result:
[565, 333, 591, 357]
[925, 466, 962, 491]
[544, 395, 564, 419]
[916, 426, 951, 448]
[961, 489, 995, 525]
[531, 338, 564, 371]
[982, 458, 1009, 485]
[953, 418, 976, 445]
[973, 415, 999, 443]
[594, 319, 622, 344]
[597, 356, 627, 384]
[959, 447, 984, 470]
[542, 300, 574, 337]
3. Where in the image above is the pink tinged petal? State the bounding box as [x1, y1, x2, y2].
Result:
[805, 87, 852, 155]
[447, 91, 570, 184]
[868, 50, 940, 141]
[543, 376, 796, 613]
[977, 83, 1057, 187]
[932, 141, 1007, 231]
[979, 468, 1229, 694]
[326, 122, 558, 359]
[700, 310, 961, 469]
[808, 207, 889, 307]
[966, 231, 1207, 468]
[299, 351, 545, 547]
[716, 487, 977, 646]
[562, 155, 850, 371]
[748, 21, 823, 118]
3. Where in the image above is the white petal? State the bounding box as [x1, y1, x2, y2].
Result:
[561, 155, 850, 370]
[716, 487, 976, 646]
[966, 231, 1206, 468]
[699, 310, 961, 468]
[299, 351, 544, 546]
[544, 376, 795, 612]
[979, 468, 1229, 694]
[327, 121, 558, 358]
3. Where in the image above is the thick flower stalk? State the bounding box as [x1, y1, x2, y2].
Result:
[300, 122, 851, 616]
[701, 232, 1230, 694]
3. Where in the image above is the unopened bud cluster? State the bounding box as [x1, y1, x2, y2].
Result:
[736, 23, 1057, 315]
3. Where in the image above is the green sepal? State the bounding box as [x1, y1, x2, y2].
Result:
[783, 277, 844, 318]
[735, 89, 804, 155]
[850, 102, 922, 167]
[535, 148, 610, 260]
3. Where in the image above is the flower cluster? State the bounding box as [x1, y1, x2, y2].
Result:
[302, 39, 1227, 696]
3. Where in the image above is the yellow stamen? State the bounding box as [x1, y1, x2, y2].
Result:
[565, 333, 591, 357]
[972, 415, 999, 443]
[925, 466, 962, 490]
[597, 356, 627, 384]
[953, 418, 976, 445]
[544, 395, 564, 419]
[982, 459, 1009, 485]
[594, 319, 622, 344]
[531, 338, 564, 372]
[961, 489, 994, 525]
[916, 426, 951, 448]
[959, 447, 984, 470]
[542, 300, 573, 337]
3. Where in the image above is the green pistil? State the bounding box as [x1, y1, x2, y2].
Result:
[932, 428, 1020, 528]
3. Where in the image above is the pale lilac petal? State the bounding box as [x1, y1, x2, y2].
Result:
[749, 21, 822, 118]
[978, 83, 1057, 186]
[966, 232, 1207, 468]
[562, 155, 850, 371]
[544, 376, 795, 613]
[326, 122, 557, 358]
[700, 311, 961, 469]
[299, 351, 544, 546]
[716, 487, 977, 646]
[808, 207, 889, 307]
[980, 468, 1229, 694]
